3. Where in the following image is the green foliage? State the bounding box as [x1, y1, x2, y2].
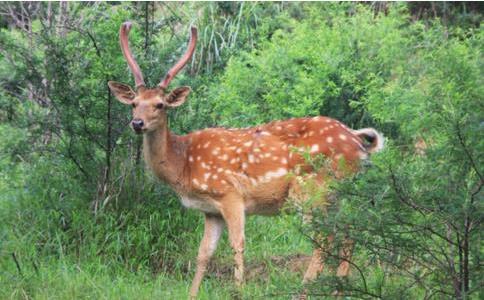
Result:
[208, 4, 412, 129]
[305, 10, 482, 298]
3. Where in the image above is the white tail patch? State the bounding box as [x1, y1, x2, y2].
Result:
[352, 128, 385, 153]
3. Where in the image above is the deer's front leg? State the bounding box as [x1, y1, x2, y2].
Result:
[220, 197, 245, 286]
[190, 214, 224, 298]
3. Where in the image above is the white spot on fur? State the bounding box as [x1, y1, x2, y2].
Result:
[339, 134, 347, 141]
[192, 178, 200, 186]
[189, 156, 194, 162]
[281, 158, 288, 164]
[242, 162, 248, 170]
[262, 168, 288, 182]
[212, 174, 218, 180]
[248, 155, 255, 163]
[326, 136, 333, 143]
[310, 144, 319, 153]
[244, 141, 253, 147]
[203, 142, 210, 148]
[200, 184, 208, 190]
[204, 173, 211, 181]
[220, 154, 228, 160]
[217, 168, 224, 173]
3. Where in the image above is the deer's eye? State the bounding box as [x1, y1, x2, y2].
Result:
[131, 103, 137, 108]
[155, 103, 164, 109]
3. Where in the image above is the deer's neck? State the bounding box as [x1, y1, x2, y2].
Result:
[143, 118, 188, 191]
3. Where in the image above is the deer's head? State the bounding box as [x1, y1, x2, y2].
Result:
[108, 22, 197, 134]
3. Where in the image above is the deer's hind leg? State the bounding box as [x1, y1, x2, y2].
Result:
[288, 175, 332, 284]
[302, 233, 334, 284]
[336, 237, 354, 278]
[291, 178, 354, 300]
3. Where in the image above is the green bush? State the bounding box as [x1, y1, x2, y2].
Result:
[304, 8, 482, 299]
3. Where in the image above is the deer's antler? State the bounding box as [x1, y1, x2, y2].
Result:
[119, 22, 145, 89]
[159, 26, 198, 90]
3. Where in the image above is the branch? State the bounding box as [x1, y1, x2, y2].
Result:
[388, 165, 434, 216]
[455, 122, 482, 181]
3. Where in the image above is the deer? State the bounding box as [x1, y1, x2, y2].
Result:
[108, 22, 384, 298]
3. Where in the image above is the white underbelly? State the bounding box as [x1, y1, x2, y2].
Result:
[180, 195, 220, 214]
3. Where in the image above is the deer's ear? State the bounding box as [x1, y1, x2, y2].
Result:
[164, 86, 191, 107]
[108, 81, 136, 104]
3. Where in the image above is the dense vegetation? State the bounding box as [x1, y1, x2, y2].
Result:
[0, 2, 482, 299]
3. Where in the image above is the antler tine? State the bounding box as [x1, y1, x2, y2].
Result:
[159, 26, 198, 90]
[119, 22, 145, 89]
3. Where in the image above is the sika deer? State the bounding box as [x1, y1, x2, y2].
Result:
[108, 22, 384, 298]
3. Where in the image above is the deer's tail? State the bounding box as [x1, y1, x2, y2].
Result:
[353, 128, 384, 153]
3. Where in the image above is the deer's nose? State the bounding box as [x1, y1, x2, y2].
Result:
[131, 119, 144, 131]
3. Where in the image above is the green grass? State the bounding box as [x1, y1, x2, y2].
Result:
[1, 210, 314, 299]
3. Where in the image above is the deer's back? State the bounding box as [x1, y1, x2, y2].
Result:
[180, 116, 367, 215]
